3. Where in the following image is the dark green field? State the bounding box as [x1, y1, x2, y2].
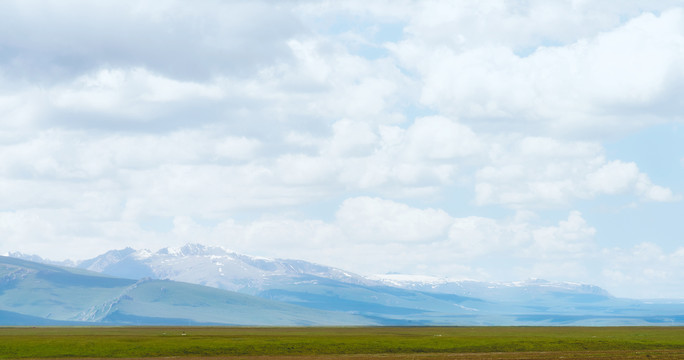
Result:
[1, 326, 683, 359]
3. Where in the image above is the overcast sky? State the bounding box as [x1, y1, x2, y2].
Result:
[1, 0, 683, 298]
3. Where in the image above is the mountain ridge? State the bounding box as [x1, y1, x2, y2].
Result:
[9, 243, 607, 297]
[0, 255, 375, 326]
[5, 244, 684, 326]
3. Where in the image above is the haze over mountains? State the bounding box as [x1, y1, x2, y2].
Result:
[0, 255, 369, 326]
[3, 244, 684, 326]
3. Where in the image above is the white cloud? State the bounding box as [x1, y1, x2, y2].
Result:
[335, 116, 480, 190]
[231, 204, 598, 282]
[119, 163, 326, 220]
[50, 68, 223, 118]
[601, 243, 684, 298]
[0, 209, 146, 260]
[326, 119, 378, 157]
[475, 136, 678, 207]
[214, 137, 261, 160]
[402, 116, 483, 160]
[0, 0, 682, 299]
[3, 2, 675, 212]
[0, 1, 303, 80]
[530, 211, 596, 255]
[447, 216, 510, 257]
[447, 210, 595, 258]
[274, 154, 337, 185]
[260, 37, 410, 125]
[585, 160, 642, 195]
[398, 0, 647, 52]
[392, 7, 684, 136]
[268, 116, 478, 194]
[152, 200, 600, 280]
[0, 130, 264, 181]
[0, 88, 45, 135]
[586, 161, 679, 202]
[0, 187, 676, 298]
[336, 197, 453, 243]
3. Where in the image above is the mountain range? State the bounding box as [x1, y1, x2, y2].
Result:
[3, 244, 683, 326]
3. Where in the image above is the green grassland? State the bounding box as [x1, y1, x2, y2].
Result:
[1, 326, 683, 359]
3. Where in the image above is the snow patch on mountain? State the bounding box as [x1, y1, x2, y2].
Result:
[369, 273, 457, 287]
[370, 273, 613, 300]
[7, 244, 612, 302]
[72, 243, 374, 293]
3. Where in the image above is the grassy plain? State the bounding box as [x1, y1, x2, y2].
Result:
[0, 326, 683, 359]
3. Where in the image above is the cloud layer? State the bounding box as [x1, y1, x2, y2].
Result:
[1, 0, 682, 298]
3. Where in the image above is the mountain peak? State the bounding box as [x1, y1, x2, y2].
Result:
[77, 247, 137, 272]
[156, 243, 229, 257]
[8, 243, 614, 303]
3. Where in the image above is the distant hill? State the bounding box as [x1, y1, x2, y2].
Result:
[0, 256, 374, 326]
[75, 244, 375, 292]
[0, 309, 90, 326]
[5, 245, 684, 326]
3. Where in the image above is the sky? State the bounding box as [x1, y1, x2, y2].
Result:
[1, 0, 683, 299]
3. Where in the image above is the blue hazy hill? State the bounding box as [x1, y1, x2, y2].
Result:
[0, 256, 374, 326]
[4, 250, 684, 326]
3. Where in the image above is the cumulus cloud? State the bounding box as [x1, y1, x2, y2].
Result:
[0, 0, 682, 298]
[401, 116, 483, 160]
[50, 68, 223, 117]
[0, 0, 303, 81]
[209, 198, 599, 280]
[2, 1, 675, 212]
[266, 115, 480, 195]
[530, 211, 596, 255]
[586, 161, 679, 202]
[392, 6, 684, 136]
[601, 243, 684, 298]
[214, 136, 262, 160]
[326, 119, 378, 157]
[111, 198, 598, 281]
[0, 209, 144, 260]
[447, 210, 596, 258]
[336, 197, 453, 242]
[475, 136, 678, 207]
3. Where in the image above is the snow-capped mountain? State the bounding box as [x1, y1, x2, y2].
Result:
[370, 274, 613, 302]
[76, 243, 375, 293]
[6, 244, 684, 326]
[0, 256, 373, 326]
